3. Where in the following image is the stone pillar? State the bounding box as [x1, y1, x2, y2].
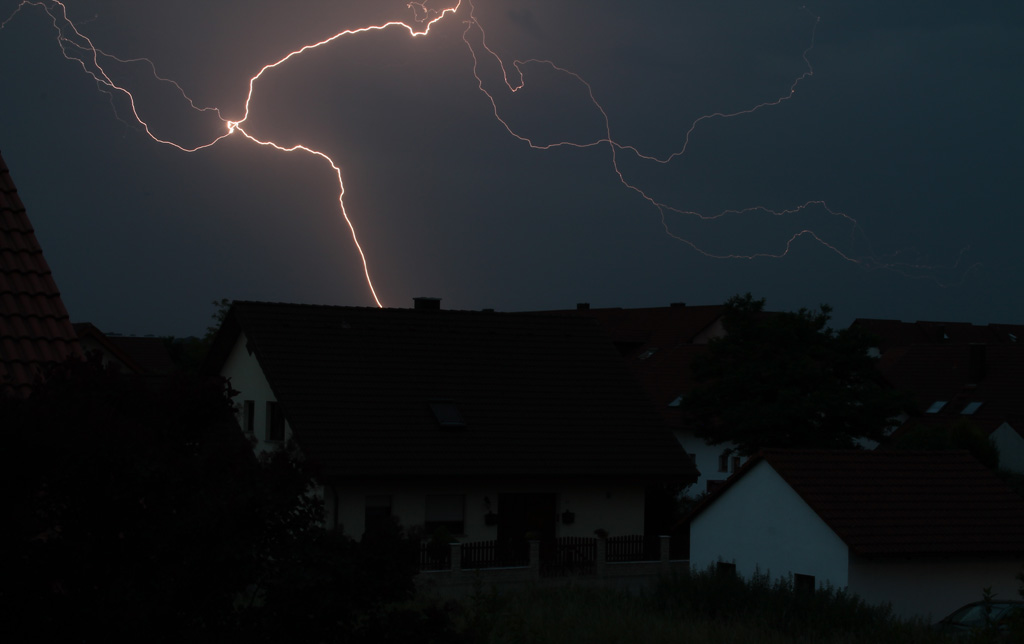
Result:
[450, 542, 462, 576]
[528, 540, 541, 580]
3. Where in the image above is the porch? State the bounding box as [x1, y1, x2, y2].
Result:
[416, 534, 689, 596]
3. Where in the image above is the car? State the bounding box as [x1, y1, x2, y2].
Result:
[933, 600, 1024, 638]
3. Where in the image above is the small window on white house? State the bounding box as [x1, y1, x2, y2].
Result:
[242, 400, 255, 435]
[925, 401, 947, 414]
[266, 401, 285, 442]
[794, 573, 816, 594]
[718, 452, 729, 473]
[425, 495, 465, 536]
[960, 401, 983, 415]
[731, 456, 741, 472]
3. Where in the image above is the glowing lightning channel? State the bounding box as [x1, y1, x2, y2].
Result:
[3, 0, 467, 308]
[2, 0, 970, 303]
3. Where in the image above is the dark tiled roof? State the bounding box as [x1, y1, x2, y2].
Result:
[690, 449, 1024, 556]
[209, 301, 696, 483]
[537, 304, 725, 426]
[878, 343, 1024, 435]
[0, 151, 80, 396]
[74, 322, 177, 376]
[853, 318, 1024, 349]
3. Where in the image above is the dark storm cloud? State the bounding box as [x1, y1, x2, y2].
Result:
[505, 7, 544, 40]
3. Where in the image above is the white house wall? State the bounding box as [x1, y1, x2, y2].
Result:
[690, 461, 849, 588]
[991, 422, 1024, 474]
[220, 332, 291, 453]
[848, 554, 1023, 620]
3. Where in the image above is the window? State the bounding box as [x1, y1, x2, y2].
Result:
[242, 400, 255, 434]
[794, 573, 816, 594]
[364, 495, 393, 536]
[925, 401, 947, 414]
[266, 401, 285, 442]
[718, 451, 730, 472]
[960, 401, 983, 415]
[731, 456, 741, 472]
[424, 494, 465, 536]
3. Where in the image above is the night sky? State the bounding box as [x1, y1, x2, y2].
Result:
[1, 0, 1020, 337]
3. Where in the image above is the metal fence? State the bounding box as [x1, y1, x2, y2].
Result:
[606, 534, 660, 562]
[460, 539, 530, 569]
[541, 536, 597, 577]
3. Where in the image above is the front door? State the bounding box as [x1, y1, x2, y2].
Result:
[497, 493, 557, 562]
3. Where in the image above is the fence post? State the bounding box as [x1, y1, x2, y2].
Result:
[659, 535, 671, 568]
[528, 540, 541, 580]
[450, 542, 462, 576]
[596, 534, 607, 577]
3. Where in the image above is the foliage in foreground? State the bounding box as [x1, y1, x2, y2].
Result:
[421, 567, 974, 644]
[2, 356, 420, 643]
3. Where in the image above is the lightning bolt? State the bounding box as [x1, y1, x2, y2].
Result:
[1, 0, 974, 307]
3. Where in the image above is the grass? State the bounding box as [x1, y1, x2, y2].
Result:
[403, 567, 975, 644]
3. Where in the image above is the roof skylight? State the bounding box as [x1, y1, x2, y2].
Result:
[925, 401, 947, 414]
[960, 401, 983, 415]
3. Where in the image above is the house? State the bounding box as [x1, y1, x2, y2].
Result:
[204, 299, 697, 546]
[854, 318, 1024, 473]
[73, 322, 177, 381]
[687, 449, 1024, 619]
[546, 302, 751, 492]
[0, 150, 80, 396]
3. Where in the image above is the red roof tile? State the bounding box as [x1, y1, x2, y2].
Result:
[0, 150, 80, 396]
[691, 449, 1024, 556]
[207, 301, 698, 483]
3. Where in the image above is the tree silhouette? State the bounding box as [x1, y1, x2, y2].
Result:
[683, 294, 905, 456]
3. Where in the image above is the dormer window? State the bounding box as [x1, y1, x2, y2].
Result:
[925, 401, 947, 414]
[429, 401, 465, 428]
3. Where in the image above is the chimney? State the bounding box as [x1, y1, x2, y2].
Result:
[576, 302, 590, 310]
[413, 297, 441, 311]
[968, 344, 986, 384]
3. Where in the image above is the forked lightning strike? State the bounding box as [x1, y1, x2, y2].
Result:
[0, 0, 954, 306]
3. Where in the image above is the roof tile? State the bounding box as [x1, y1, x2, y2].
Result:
[0, 150, 81, 396]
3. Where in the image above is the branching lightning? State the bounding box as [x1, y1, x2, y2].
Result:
[1, 0, 970, 307]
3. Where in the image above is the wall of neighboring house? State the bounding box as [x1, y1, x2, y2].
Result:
[325, 481, 647, 543]
[991, 422, 1024, 474]
[848, 554, 1023, 620]
[689, 461, 849, 588]
[220, 332, 291, 453]
[673, 430, 745, 494]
